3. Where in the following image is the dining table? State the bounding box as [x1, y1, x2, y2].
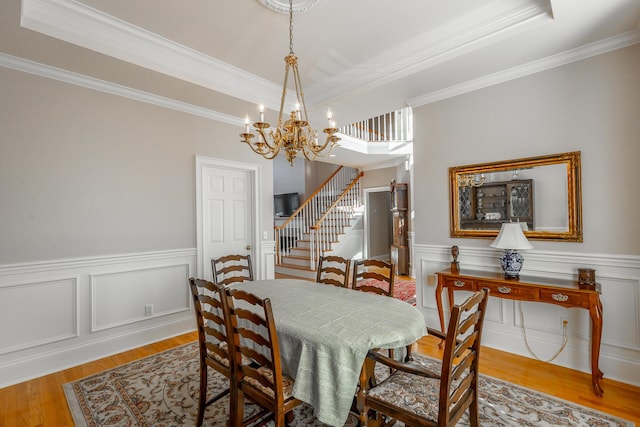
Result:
[231, 278, 426, 427]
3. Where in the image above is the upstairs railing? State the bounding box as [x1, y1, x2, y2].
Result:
[339, 107, 413, 142]
[309, 171, 363, 269]
[274, 166, 362, 266]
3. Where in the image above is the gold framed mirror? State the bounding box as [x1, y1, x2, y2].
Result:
[449, 151, 582, 241]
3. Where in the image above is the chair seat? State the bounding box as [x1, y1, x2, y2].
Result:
[249, 366, 295, 400]
[368, 369, 441, 422]
[367, 354, 467, 422]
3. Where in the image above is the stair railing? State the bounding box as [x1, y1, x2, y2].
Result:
[340, 107, 413, 142]
[309, 171, 364, 269]
[274, 166, 360, 265]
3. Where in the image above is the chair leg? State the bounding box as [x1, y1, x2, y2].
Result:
[229, 387, 244, 427]
[469, 398, 480, 427]
[197, 363, 207, 427]
[274, 411, 286, 427]
[284, 411, 295, 426]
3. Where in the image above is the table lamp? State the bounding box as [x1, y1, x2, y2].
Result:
[490, 222, 533, 278]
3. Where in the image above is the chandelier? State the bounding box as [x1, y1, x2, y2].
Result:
[240, 0, 340, 166]
[458, 174, 485, 187]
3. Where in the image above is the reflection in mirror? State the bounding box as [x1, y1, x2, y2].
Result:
[450, 152, 582, 241]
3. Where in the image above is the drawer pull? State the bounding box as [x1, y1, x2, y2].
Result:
[552, 293, 569, 302]
[453, 280, 466, 287]
[497, 286, 512, 294]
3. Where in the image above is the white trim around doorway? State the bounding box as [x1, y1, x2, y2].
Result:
[195, 156, 263, 279]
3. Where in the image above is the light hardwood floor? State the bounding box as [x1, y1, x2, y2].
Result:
[2, 276, 639, 426]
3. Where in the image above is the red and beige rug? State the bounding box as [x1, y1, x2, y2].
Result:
[64, 342, 633, 427]
[359, 278, 416, 305]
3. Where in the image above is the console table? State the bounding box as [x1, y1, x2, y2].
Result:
[436, 268, 604, 396]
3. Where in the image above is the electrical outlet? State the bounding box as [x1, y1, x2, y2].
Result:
[145, 304, 153, 317]
[427, 274, 436, 286]
[263, 231, 268, 239]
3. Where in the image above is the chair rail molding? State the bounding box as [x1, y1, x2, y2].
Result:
[413, 243, 640, 388]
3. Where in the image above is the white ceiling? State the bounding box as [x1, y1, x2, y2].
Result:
[19, 0, 640, 169]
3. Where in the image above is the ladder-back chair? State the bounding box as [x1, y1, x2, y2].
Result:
[352, 258, 395, 297]
[316, 255, 351, 288]
[211, 254, 253, 286]
[359, 288, 489, 427]
[222, 287, 303, 426]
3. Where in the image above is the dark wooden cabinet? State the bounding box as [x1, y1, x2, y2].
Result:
[390, 182, 409, 275]
[459, 179, 534, 230]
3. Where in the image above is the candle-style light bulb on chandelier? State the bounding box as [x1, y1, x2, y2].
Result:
[240, 0, 340, 166]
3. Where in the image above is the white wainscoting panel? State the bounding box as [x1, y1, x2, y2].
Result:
[91, 263, 191, 332]
[0, 277, 78, 355]
[0, 249, 196, 388]
[413, 244, 640, 388]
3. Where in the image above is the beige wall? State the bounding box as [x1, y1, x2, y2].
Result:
[361, 166, 396, 189]
[0, 66, 275, 264]
[304, 160, 340, 197]
[412, 44, 640, 255]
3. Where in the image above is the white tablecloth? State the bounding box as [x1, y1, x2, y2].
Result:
[234, 279, 426, 426]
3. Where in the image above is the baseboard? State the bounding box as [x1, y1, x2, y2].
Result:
[0, 317, 194, 388]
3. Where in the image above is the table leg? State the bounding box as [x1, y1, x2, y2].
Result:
[435, 277, 447, 348]
[589, 295, 604, 397]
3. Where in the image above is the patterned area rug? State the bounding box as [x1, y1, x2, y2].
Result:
[359, 278, 416, 305]
[64, 342, 633, 427]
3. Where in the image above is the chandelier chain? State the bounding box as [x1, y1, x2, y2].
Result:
[289, 0, 294, 54]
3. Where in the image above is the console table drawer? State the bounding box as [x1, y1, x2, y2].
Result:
[479, 281, 537, 299]
[443, 277, 475, 291]
[539, 289, 583, 306]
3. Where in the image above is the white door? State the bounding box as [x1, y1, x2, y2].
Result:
[197, 157, 257, 280]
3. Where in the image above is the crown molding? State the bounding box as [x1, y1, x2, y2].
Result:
[20, 0, 283, 110]
[20, 0, 553, 111]
[0, 52, 243, 127]
[407, 28, 640, 107]
[306, 0, 553, 104]
[16, 0, 640, 120]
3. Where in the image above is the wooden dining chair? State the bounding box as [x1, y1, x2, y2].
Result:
[211, 254, 253, 286]
[316, 255, 351, 287]
[351, 259, 395, 297]
[222, 287, 303, 426]
[359, 288, 489, 427]
[188, 278, 234, 427]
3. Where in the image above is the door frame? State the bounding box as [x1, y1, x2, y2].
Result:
[363, 186, 392, 260]
[195, 156, 262, 279]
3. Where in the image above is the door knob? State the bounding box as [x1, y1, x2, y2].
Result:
[246, 245, 252, 251]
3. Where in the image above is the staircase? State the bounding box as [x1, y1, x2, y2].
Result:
[274, 166, 364, 279]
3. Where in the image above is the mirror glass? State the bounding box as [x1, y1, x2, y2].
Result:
[449, 152, 582, 241]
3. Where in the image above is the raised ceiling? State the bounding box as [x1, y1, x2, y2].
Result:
[14, 0, 640, 168]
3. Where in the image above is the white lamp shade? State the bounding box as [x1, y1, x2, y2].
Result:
[490, 222, 534, 250]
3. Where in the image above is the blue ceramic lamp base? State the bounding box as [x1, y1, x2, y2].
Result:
[500, 249, 524, 278]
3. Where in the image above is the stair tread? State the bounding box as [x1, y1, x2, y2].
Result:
[282, 254, 312, 261]
[278, 263, 316, 272]
[275, 272, 314, 281]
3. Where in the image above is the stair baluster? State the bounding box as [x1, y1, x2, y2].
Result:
[274, 166, 363, 274]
